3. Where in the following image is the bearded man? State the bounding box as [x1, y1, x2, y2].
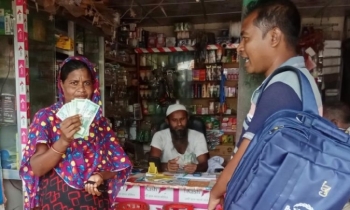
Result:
[149, 102, 209, 173]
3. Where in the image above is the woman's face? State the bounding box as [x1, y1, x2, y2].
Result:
[60, 68, 93, 103]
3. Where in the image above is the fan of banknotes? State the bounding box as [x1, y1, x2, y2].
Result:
[56, 99, 99, 138]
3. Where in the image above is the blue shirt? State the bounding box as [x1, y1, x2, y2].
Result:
[236, 56, 323, 150]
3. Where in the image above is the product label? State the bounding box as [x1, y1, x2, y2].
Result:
[178, 189, 210, 204]
[144, 186, 174, 202]
[117, 185, 140, 199]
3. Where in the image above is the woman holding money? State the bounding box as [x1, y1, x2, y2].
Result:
[19, 56, 132, 210]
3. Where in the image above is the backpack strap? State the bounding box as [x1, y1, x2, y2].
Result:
[257, 66, 319, 115]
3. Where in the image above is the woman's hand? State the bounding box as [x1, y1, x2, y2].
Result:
[85, 174, 103, 196]
[59, 114, 81, 145]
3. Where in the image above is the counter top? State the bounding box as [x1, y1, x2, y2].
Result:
[125, 173, 217, 191]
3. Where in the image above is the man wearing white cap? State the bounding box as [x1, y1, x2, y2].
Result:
[150, 101, 209, 173]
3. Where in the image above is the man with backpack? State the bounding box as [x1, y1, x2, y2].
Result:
[208, 0, 323, 209]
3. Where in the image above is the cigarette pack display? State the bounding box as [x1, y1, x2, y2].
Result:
[221, 117, 237, 132]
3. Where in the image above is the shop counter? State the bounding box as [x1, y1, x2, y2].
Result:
[116, 173, 217, 210]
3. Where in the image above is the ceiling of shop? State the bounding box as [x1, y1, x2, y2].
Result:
[106, 0, 242, 26]
[30, 0, 350, 37]
[103, 0, 350, 26]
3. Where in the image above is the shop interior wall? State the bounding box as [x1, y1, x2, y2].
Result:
[141, 16, 344, 139]
[0, 17, 345, 210]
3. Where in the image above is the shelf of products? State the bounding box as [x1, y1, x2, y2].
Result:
[55, 48, 74, 56]
[104, 37, 138, 146]
[113, 23, 240, 163]
[134, 44, 239, 54]
[104, 62, 140, 146]
[134, 52, 239, 152]
[105, 56, 136, 67]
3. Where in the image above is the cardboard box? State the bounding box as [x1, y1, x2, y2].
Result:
[148, 37, 156, 48]
[166, 37, 176, 47]
[323, 66, 340, 75]
[209, 144, 234, 156]
[324, 40, 341, 49]
[323, 57, 341, 67]
[156, 37, 165, 48]
[322, 48, 341, 57]
[56, 36, 74, 51]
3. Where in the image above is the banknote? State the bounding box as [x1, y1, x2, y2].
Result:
[56, 98, 99, 138]
[76, 99, 99, 137]
[56, 106, 68, 120]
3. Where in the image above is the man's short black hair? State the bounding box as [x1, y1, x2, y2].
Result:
[245, 0, 301, 50]
[324, 102, 350, 124]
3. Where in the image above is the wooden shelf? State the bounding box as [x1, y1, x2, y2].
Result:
[56, 48, 74, 56]
[192, 114, 236, 117]
[187, 80, 238, 84]
[184, 97, 220, 100]
[105, 56, 136, 67]
[116, 42, 136, 52]
[134, 44, 239, 54]
[223, 131, 236, 135]
[143, 113, 162, 115]
[189, 80, 221, 83]
[223, 63, 239, 68]
[183, 97, 237, 100]
[139, 66, 153, 70]
[195, 62, 239, 69]
[54, 28, 69, 36]
[202, 62, 239, 66]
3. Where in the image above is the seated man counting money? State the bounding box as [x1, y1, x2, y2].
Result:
[150, 102, 209, 173]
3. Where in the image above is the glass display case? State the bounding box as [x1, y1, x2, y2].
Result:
[83, 29, 100, 64]
[28, 10, 56, 118]
[0, 34, 17, 209]
[0, 0, 23, 208]
[75, 26, 105, 115]
[0, 35, 18, 176]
